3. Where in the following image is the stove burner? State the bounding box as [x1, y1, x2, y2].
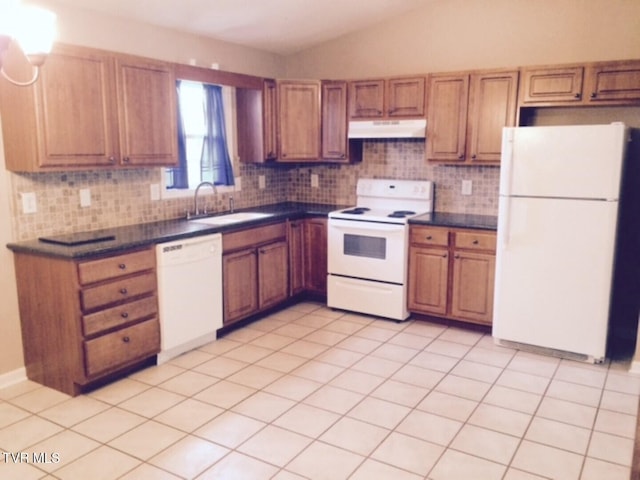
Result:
[388, 210, 416, 218]
[342, 207, 371, 214]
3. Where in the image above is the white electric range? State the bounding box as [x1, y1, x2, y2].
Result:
[327, 178, 434, 320]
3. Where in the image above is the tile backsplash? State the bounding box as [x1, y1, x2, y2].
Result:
[9, 140, 499, 241]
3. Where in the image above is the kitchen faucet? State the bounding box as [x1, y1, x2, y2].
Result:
[190, 181, 217, 218]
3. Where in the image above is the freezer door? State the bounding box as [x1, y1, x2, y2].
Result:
[500, 123, 627, 200]
[492, 196, 619, 360]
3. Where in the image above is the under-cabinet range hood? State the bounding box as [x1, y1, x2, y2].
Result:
[348, 119, 426, 139]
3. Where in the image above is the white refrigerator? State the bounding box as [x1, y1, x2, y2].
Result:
[492, 123, 629, 363]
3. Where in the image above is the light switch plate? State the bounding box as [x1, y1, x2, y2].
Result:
[311, 174, 319, 188]
[461, 180, 472, 196]
[258, 175, 266, 189]
[150, 183, 160, 201]
[80, 188, 91, 207]
[22, 192, 37, 214]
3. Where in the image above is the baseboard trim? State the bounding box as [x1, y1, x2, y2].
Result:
[0, 367, 27, 389]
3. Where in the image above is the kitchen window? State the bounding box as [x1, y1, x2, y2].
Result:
[164, 80, 236, 194]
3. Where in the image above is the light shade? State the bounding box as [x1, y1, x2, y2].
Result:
[0, 1, 56, 86]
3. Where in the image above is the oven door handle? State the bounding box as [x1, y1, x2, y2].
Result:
[329, 220, 406, 234]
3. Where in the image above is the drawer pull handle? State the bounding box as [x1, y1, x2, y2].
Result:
[120, 288, 128, 295]
[122, 336, 130, 343]
[118, 263, 126, 270]
[472, 240, 479, 244]
[121, 312, 129, 318]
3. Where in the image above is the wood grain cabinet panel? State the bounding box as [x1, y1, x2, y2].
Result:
[0, 44, 177, 171]
[408, 225, 496, 325]
[277, 80, 321, 161]
[349, 77, 425, 119]
[13, 247, 159, 396]
[427, 70, 518, 165]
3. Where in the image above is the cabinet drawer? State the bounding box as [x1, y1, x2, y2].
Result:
[454, 231, 496, 251]
[223, 222, 286, 253]
[82, 295, 158, 337]
[81, 272, 157, 311]
[84, 318, 160, 377]
[410, 227, 449, 247]
[78, 249, 155, 285]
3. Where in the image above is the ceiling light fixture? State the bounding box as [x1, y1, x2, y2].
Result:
[0, 1, 56, 87]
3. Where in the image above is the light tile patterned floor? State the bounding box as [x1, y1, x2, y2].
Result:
[0, 302, 638, 480]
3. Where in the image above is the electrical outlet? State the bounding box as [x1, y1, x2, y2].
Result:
[461, 180, 473, 196]
[80, 188, 91, 207]
[150, 183, 161, 201]
[21, 192, 37, 214]
[311, 174, 319, 188]
[235, 177, 242, 191]
[258, 175, 266, 189]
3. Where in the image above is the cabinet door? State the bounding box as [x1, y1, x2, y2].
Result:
[408, 246, 449, 315]
[223, 249, 258, 324]
[116, 56, 178, 166]
[585, 60, 640, 102]
[467, 71, 519, 164]
[519, 66, 584, 104]
[450, 251, 495, 325]
[258, 241, 289, 309]
[277, 80, 321, 161]
[349, 79, 385, 119]
[34, 46, 119, 168]
[288, 221, 305, 296]
[321, 81, 349, 161]
[387, 77, 425, 117]
[304, 218, 328, 295]
[426, 74, 469, 162]
[263, 79, 278, 160]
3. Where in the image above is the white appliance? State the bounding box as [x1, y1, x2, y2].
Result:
[493, 123, 629, 363]
[327, 178, 434, 320]
[348, 119, 427, 139]
[156, 234, 223, 364]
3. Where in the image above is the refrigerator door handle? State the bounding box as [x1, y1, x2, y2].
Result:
[500, 197, 511, 250]
[500, 128, 515, 197]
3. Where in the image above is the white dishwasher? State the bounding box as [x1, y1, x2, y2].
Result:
[156, 233, 223, 364]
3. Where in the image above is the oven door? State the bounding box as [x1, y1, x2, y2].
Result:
[328, 218, 408, 284]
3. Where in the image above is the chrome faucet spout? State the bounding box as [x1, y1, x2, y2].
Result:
[193, 181, 217, 217]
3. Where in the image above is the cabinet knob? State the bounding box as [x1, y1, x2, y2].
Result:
[119, 288, 128, 295]
[471, 154, 477, 160]
[426, 235, 433, 240]
[458, 154, 464, 160]
[108, 156, 116, 163]
[123, 156, 130, 163]
[442, 253, 448, 258]
[590, 92, 597, 99]
[118, 263, 126, 270]
[472, 239, 479, 244]
[122, 336, 130, 343]
[121, 312, 129, 318]
[454, 254, 460, 259]
[575, 93, 582, 99]
[259, 249, 266, 254]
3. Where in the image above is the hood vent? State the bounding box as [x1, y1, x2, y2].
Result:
[348, 119, 426, 139]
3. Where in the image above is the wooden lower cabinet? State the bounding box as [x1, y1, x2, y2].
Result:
[408, 225, 496, 325]
[304, 217, 328, 295]
[222, 222, 289, 325]
[13, 247, 160, 396]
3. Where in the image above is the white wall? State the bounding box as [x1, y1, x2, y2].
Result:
[285, 0, 640, 78]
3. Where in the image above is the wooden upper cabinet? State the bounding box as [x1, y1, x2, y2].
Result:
[426, 74, 469, 162]
[321, 81, 349, 161]
[585, 60, 640, 102]
[349, 79, 385, 118]
[236, 79, 278, 163]
[349, 76, 425, 119]
[519, 60, 640, 106]
[467, 71, 519, 163]
[519, 66, 584, 104]
[115, 56, 178, 166]
[387, 77, 426, 117]
[427, 70, 518, 165]
[277, 80, 321, 161]
[0, 44, 178, 171]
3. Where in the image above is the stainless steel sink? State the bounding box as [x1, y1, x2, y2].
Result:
[190, 212, 273, 225]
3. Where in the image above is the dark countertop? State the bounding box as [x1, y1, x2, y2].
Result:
[6, 202, 347, 260]
[409, 212, 498, 230]
[7, 203, 498, 259]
